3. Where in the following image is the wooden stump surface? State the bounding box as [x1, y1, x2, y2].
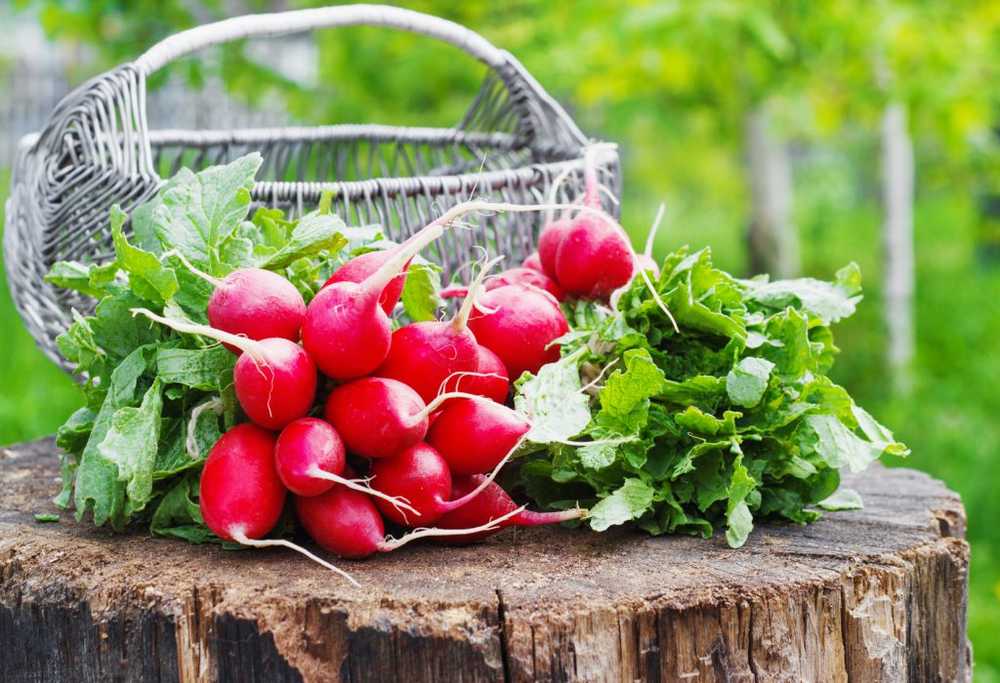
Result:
[0, 438, 972, 683]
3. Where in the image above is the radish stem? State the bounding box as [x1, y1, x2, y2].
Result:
[411, 391, 489, 423]
[640, 270, 680, 333]
[130, 308, 268, 364]
[644, 203, 666, 259]
[452, 255, 503, 332]
[186, 397, 223, 459]
[164, 249, 225, 288]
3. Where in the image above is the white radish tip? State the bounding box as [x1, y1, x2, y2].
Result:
[228, 527, 360, 587]
[306, 466, 421, 522]
[377, 504, 528, 552]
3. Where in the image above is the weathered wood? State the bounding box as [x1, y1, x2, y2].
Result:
[0, 438, 971, 682]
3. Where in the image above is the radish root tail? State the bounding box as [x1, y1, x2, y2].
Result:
[229, 527, 360, 587]
[377, 504, 528, 552]
[307, 467, 420, 522]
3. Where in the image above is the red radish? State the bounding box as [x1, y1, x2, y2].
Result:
[295, 487, 385, 559]
[434, 476, 586, 543]
[375, 257, 498, 403]
[325, 378, 427, 459]
[554, 146, 635, 299]
[324, 378, 488, 459]
[199, 423, 357, 584]
[426, 397, 530, 475]
[441, 345, 509, 404]
[371, 441, 522, 526]
[537, 217, 573, 279]
[232, 338, 316, 430]
[274, 417, 418, 517]
[302, 223, 443, 380]
[467, 284, 569, 379]
[374, 320, 479, 404]
[168, 252, 306, 351]
[200, 424, 286, 543]
[522, 252, 544, 273]
[208, 269, 306, 348]
[303, 200, 588, 381]
[491, 267, 564, 300]
[131, 309, 316, 430]
[439, 267, 564, 302]
[295, 485, 526, 559]
[323, 249, 410, 316]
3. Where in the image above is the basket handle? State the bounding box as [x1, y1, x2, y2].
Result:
[132, 4, 587, 146]
[135, 5, 508, 75]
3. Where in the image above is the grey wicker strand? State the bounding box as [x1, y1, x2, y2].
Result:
[3, 4, 619, 372]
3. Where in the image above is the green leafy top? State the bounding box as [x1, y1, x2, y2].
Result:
[515, 247, 906, 548]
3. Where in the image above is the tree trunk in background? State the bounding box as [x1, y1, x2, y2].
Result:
[745, 102, 799, 278]
[881, 102, 915, 394]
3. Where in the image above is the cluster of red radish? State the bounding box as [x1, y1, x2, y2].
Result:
[131, 149, 639, 582]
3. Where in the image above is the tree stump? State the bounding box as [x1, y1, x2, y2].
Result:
[0, 438, 971, 683]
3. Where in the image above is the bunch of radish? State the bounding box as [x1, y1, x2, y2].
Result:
[129, 185, 640, 583]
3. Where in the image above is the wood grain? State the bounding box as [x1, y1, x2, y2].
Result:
[0, 438, 971, 682]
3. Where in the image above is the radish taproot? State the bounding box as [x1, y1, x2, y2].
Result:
[434, 476, 586, 543]
[323, 248, 410, 315]
[199, 423, 357, 583]
[274, 417, 418, 517]
[441, 345, 510, 404]
[131, 309, 316, 430]
[370, 441, 523, 526]
[426, 397, 530, 475]
[466, 283, 569, 379]
[295, 485, 525, 559]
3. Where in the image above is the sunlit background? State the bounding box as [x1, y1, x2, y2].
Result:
[2, 1, 998, 676]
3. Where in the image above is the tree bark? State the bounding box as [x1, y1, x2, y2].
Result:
[745, 102, 799, 279]
[0, 438, 972, 682]
[881, 101, 916, 394]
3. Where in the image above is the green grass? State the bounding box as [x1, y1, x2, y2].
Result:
[1, 168, 997, 677]
[0, 170, 79, 444]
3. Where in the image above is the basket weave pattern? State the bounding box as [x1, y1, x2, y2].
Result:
[3, 5, 620, 370]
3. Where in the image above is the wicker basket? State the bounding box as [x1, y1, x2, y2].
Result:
[3, 4, 619, 371]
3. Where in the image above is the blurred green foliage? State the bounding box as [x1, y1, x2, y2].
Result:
[4, 1, 1000, 677]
